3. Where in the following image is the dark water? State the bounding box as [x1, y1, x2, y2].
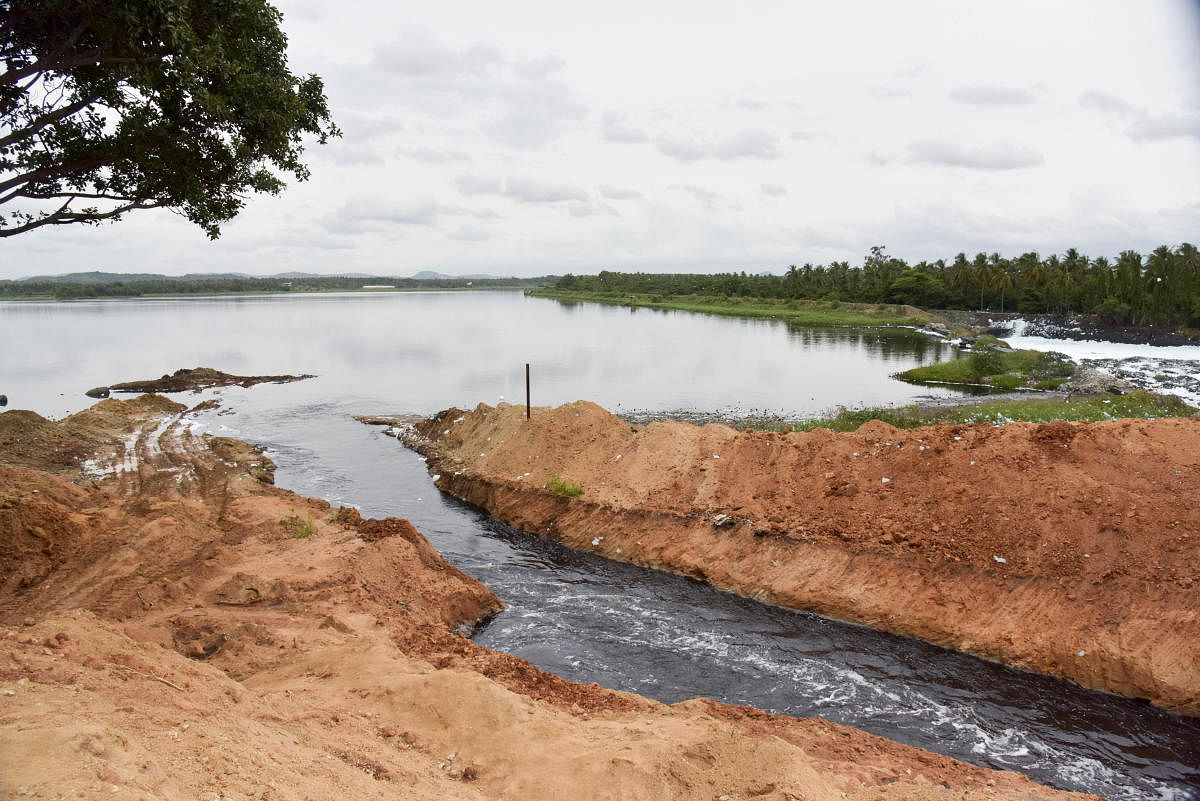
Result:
[2, 292, 1198, 800]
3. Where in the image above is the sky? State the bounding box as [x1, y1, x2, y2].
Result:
[4, 0, 1200, 279]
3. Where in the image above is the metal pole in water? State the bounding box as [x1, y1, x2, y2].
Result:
[525, 363, 531, 420]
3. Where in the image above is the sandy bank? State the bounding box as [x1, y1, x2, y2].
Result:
[0, 398, 1094, 801]
[389, 401, 1200, 716]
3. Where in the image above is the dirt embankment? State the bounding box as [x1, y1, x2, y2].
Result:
[0, 398, 1097, 801]
[393, 401, 1200, 716]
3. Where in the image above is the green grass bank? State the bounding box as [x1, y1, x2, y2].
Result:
[781, 390, 1195, 432]
[531, 289, 939, 328]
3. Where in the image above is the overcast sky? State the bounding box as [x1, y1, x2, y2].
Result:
[4, 0, 1199, 279]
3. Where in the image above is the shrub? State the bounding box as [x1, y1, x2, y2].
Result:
[548, 475, 584, 498]
[280, 511, 317, 538]
[969, 345, 1007, 378]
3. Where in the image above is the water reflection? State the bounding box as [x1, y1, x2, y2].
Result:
[0, 291, 967, 419]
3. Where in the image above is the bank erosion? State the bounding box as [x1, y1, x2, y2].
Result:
[387, 401, 1200, 716]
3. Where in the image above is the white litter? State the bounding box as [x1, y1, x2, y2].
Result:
[614, 454, 622, 461]
[591, 538, 601, 546]
[993, 555, 1007, 564]
[881, 477, 890, 484]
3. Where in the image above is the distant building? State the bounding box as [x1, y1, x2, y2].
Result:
[361, 284, 395, 289]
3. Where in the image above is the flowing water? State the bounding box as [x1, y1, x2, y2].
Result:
[2, 291, 1198, 800]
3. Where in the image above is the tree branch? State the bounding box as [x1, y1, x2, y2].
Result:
[0, 154, 112, 196]
[0, 92, 103, 149]
[0, 196, 160, 237]
[1, 54, 147, 87]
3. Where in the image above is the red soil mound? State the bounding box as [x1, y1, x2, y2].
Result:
[397, 400, 1200, 715]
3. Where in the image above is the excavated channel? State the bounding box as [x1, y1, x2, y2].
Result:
[214, 403, 1200, 801]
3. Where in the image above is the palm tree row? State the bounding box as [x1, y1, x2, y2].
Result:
[553, 243, 1200, 328]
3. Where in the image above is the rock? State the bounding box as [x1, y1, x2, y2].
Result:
[1061, 367, 1136, 395]
[85, 386, 110, 398]
[921, 322, 951, 337]
[0, 394, 7, 406]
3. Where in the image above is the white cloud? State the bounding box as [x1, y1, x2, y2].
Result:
[405, 147, 471, 164]
[325, 196, 444, 233]
[367, 26, 585, 149]
[655, 129, 782, 162]
[600, 110, 650, 144]
[505, 177, 589, 203]
[454, 175, 588, 203]
[869, 86, 913, 100]
[1079, 90, 1200, 143]
[455, 175, 504, 196]
[906, 139, 1045, 170]
[372, 27, 501, 78]
[448, 225, 491, 241]
[761, 184, 787, 196]
[599, 185, 642, 200]
[670, 184, 722, 209]
[948, 84, 1038, 107]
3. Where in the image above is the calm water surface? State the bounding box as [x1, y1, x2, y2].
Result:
[2, 291, 1197, 801]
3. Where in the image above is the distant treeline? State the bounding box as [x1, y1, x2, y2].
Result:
[554, 243, 1200, 327]
[0, 275, 556, 299]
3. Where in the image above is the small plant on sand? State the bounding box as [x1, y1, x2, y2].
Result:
[548, 475, 584, 498]
[280, 510, 317, 538]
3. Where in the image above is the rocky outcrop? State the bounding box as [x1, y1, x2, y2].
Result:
[105, 366, 314, 394]
[1061, 367, 1136, 395]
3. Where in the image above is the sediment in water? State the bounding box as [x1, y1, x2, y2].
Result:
[389, 400, 1200, 716]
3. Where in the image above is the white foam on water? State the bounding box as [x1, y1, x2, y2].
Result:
[998, 319, 1200, 361]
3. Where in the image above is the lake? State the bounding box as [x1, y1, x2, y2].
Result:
[2, 290, 1198, 800]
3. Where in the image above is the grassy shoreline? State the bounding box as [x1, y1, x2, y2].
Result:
[783, 390, 1196, 432]
[531, 288, 950, 328]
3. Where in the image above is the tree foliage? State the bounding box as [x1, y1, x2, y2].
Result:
[547, 244, 1200, 328]
[0, 0, 338, 238]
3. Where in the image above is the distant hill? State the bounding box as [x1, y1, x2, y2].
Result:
[7, 270, 525, 284]
[410, 270, 501, 280]
[12, 271, 257, 283]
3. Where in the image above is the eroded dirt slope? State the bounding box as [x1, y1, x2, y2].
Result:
[0, 398, 1095, 801]
[392, 401, 1200, 715]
